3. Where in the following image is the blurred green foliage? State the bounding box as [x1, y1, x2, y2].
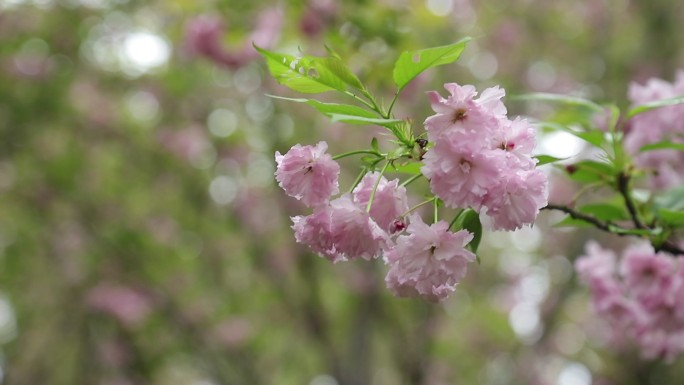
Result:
[0, 0, 683, 384]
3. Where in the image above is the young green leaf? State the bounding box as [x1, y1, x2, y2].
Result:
[392, 162, 422, 174]
[534, 155, 570, 166]
[657, 209, 684, 228]
[255, 45, 346, 94]
[328, 113, 403, 128]
[577, 203, 628, 221]
[392, 37, 471, 91]
[510, 93, 604, 112]
[318, 57, 366, 91]
[553, 216, 595, 228]
[451, 209, 482, 253]
[627, 95, 684, 118]
[639, 140, 684, 152]
[564, 159, 615, 184]
[654, 185, 684, 211]
[536, 122, 606, 148]
[370, 137, 379, 152]
[267, 95, 377, 118]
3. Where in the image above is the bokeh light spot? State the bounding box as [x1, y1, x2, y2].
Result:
[208, 109, 238, 138]
[121, 31, 170, 72]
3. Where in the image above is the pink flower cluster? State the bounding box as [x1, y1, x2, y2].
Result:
[576, 241, 684, 362]
[625, 71, 684, 190]
[273, 83, 549, 301]
[275, 142, 476, 301]
[421, 83, 548, 231]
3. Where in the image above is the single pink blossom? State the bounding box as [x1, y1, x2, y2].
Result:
[183, 15, 243, 69]
[275, 141, 340, 207]
[481, 169, 548, 231]
[597, 292, 644, 332]
[86, 283, 152, 328]
[352, 172, 409, 231]
[620, 244, 675, 302]
[671, 269, 684, 321]
[424, 83, 503, 142]
[384, 215, 475, 302]
[575, 241, 618, 282]
[299, 0, 338, 37]
[638, 329, 684, 363]
[476, 85, 508, 117]
[292, 194, 388, 263]
[242, 6, 284, 59]
[492, 117, 538, 167]
[421, 135, 505, 210]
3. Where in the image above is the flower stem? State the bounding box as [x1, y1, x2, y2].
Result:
[400, 173, 423, 187]
[366, 161, 390, 213]
[344, 91, 379, 113]
[448, 209, 465, 231]
[433, 198, 439, 223]
[386, 91, 400, 118]
[333, 150, 382, 160]
[361, 89, 388, 118]
[401, 197, 437, 217]
[348, 167, 368, 193]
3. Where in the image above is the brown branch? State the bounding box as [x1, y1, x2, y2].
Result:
[542, 204, 615, 233]
[542, 204, 684, 256]
[617, 172, 646, 229]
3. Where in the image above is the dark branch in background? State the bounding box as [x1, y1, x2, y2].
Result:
[543, 203, 613, 232]
[542, 204, 684, 256]
[617, 172, 646, 229]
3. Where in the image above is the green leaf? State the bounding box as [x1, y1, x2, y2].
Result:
[553, 216, 594, 228]
[607, 225, 657, 237]
[565, 159, 615, 184]
[267, 95, 377, 118]
[392, 37, 471, 91]
[639, 140, 684, 152]
[361, 155, 383, 167]
[370, 137, 379, 152]
[318, 57, 365, 91]
[546, 106, 596, 128]
[510, 93, 604, 112]
[606, 104, 621, 131]
[392, 162, 422, 174]
[536, 122, 606, 148]
[654, 185, 684, 211]
[451, 209, 482, 253]
[328, 113, 403, 128]
[577, 203, 628, 222]
[658, 209, 684, 228]
[574, 131, 606, 148]
[627, 95, 684, 118]
[255, 45, 346, 94]
[534, 155, 569, 166]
